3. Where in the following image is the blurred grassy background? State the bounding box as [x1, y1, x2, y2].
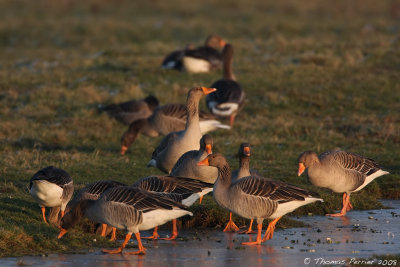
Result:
[0, 0, 399, 257]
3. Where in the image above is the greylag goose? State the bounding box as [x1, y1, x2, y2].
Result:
[297, 150, 389, 216]
[198, 154, 322, 245]
[224, 143, 260, 234]
[170, 134, 218, 184]
[147, 87, 217, 173]
[99, 95, 159, 125]
[29, 166, 74, 224]
[206, 44, 245, 126]
[132, 175, 213, 240]
[180, 35, 226, 73]
[120, 103, 229, 155]
[66, 180, 127, 241]
[161, 44, 195, 71]
[58, 186, 192, 255]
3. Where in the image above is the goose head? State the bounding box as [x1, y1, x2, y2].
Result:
[297, 151, 319, 176]
[143, 95, 159, 111]
[57, 199, 89, 239]
[239, 143, 251, 157]
[200, 134, 213, 155]
[205, 34, 226, 48]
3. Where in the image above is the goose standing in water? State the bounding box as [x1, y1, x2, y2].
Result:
[198, 154, 322, 245]
[120, 103, 229, 155]
[132, 175, 213, 240]
[147, 87, 217, 173]
[224, 143, 260, 234]
[297, 150, 389, 216]
[99, 95, 159, 125]
[66, 180, 127, 241]
[58, 186, 192, 255]
[170, 134, 218, 184]
[29, 166, 74, 224]
[206, 44, 245, 126]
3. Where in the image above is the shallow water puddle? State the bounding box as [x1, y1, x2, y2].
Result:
[1, 200, 399, 267]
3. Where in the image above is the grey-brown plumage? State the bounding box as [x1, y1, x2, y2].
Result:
[99, 95, 159, 125]
[206, 44, 245, 126]
[298, 150, 389, 216]
[205, 154, 321, 221]
[179, 35, 225, 73]
[67, 180, 127, 211]
[199, 153, 322, 244]
[59, 186, 192, 250]
[120, 103, 228, 155]
[29, 166, 74, 224]
[170, 134, 218, 183]
[162, 35, 225, 71]
[298, 150, 389, 193]
[147, 87, 217, 173]
[132, 175, 214, 206]
[231, 143, 261, 182]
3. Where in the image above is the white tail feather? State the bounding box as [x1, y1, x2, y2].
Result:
[199, 120, 231, 134]
[354, 170, 389, 192]
[211, 103, 239, 117]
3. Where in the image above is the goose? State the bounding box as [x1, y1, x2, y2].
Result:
[66, 180, 127, 241]
[170, 134, 218, 184]
[179, 35, 226, 73]
[206, 44, 245, 126]
[146, 87, 217, 173]
[120, 103, 230, 155]
[29, 166, 74, 224]
[297, 150, 389, 216]
[132, 175, 213, 240]
[224, 143, 260, 234]
[98, 95, 159, 125]
[161, 44, 195, 71]
[198, 153, 322, 245]
[58, 186, 192, 255]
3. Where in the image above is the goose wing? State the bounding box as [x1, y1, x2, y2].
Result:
[104, 186, 187, 212]
[236, 176, 319, 203]
[328, 151, 382, 176]
[29, 166, 72, 189]
[133, 175, 213, 195]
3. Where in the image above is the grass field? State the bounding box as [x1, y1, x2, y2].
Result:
[0, 0, 399, 257]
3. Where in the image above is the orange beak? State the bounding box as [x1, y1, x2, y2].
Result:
[298, 163, 306, 176]
[220, 39, 226, 47]
[197, 157, 209, 166]
[120, 145, 128, 155]
[243, 146, 250, 156]
[205, 144, 212, 155]
[201, 87, 217, 95]
[58, 228, 68, 239]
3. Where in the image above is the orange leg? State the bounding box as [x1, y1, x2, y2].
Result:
[161, 219, 178, 240]
[41, 207, 48, 224]
[103, 233, 132, 254]
[142, 226, 160, 240]
[125, 232, 146, 255]
[239, 219, 255, 234]
[326, 193, 351, 217]
[101, 224, 107, 237]
[229, 114, 236, 127]
[60, 210, 65, 218]
[199, 195, 203, 204]
[110, 227, 117, 241]
[262, 217, 281, 242]
[223, 212, 239, 232]
[242, 223, 262, 245]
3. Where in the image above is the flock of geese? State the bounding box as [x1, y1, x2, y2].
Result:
[29, 35, 389, 255]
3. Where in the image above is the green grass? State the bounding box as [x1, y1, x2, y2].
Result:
[1, 0, 400, 257]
